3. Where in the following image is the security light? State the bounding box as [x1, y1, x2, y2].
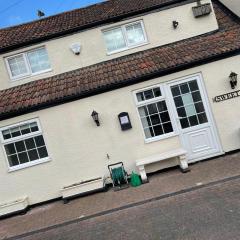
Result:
[91, 110, 100, 126]
[229, 72, 238, 89]
[70, 43, 81, 55]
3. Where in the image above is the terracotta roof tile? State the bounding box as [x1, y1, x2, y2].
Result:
[0, 1, 240, 119]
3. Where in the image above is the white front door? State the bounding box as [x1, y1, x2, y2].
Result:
[168, 75, 222, 163]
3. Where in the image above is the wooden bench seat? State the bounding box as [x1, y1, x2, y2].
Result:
[136, 148, 189, 183]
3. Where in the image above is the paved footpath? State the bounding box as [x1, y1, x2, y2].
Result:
[8, 176, 240, 240]
[0, 152, 240, 239]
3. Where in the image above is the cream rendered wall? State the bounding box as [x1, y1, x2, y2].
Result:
[0, 54, 240, 205]
[0, 0, 218, 90]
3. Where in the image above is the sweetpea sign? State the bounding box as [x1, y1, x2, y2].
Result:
[213, 90, 240, 102]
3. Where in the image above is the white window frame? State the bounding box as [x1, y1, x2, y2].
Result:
[5, 47, 52, 81]
[103, 20, 148, 55]
[133, 84, 178, 143]
[0, 119, 51, 172]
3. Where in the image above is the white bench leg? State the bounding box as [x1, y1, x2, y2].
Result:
[138, 165, 148, 183]
[179, 155, 189, 173]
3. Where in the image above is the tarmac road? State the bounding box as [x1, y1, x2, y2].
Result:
[10, 177, 240, 240]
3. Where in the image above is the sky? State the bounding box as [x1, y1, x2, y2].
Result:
[0, 0, 104, 29]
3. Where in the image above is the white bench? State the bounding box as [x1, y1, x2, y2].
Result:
[136, 148, 189, 183]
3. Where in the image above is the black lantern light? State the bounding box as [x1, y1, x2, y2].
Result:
[91, 110, 100, 126]
[229, 72, 238, 89]
[172, 20, 179, 29]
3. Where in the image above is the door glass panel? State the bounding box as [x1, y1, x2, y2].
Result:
[182, 93, 193, 106]
[171, 80, 208, 129]
[185, 105, 196, 117]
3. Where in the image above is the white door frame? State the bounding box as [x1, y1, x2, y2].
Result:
[166, 73, 223, 163]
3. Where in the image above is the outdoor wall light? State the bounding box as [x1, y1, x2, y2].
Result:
[172, 20, 179, 29]
[229, 72, 238, 89]
[91, 110, 100, 126]
[70, 43, 81, 55]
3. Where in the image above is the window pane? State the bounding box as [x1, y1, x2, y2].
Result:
[38, 146, 48, 158]
[8, 155, 19, 167]
[171, 86, 180, 97]
[27, 48, 51, 73]
[138, 106, 148, 117]
[20, 124, 31, 135]
[185, 104, 196, 117]
[5, 143, 16, 155]
[174, 96, 183, 107]
[30, 122, 39, 132]
[157, 101, 167, 112]
[180, 118, 189, 129]
[147, 103, 158, 114]
[136, 92, 144, 102]
[126, 22, 145, 45]
[189, 80, 199, 91]
[25, 138, 36, 150]
[163, 122, 173, 133]
[104, 28, 126, 52]
[8, 55, 28, 77]
[182, 93, 193, 106]
[144, 127, 154, 139]
[189, 115, 199, 126]
[2, 130, 11, 140]
[144, 90, 154, 100]
[35, 135, 45, 147]
[180, 84, 190, 94]
[150, 114, 161, 125]
[18, 152, 29, 164]
[177, 107, 187, 118]
[15, 141, 26, 152]
[153, 88, 161, 97]
[160, 112, 170, 123]
[192, 91, 202, 102]
[153, 125, 163, 136]
[195, 102, 205, 113]
[141, 117, 151, 128]
[11, 127, 21, 137]
[198, 113, 208, 124]
[28, 149, 39, 161]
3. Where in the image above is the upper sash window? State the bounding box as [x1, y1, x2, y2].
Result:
[6, 47, 51, 80]
[103, 21, 147, 54]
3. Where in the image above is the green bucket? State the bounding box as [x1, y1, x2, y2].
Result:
[130, 171, 142, 187]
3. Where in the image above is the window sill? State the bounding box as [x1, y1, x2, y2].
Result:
[144, 132, 179, 144]
[106, 41, 149, 56]
[9, 69, 53, 82]
[8, 157, 51, 173]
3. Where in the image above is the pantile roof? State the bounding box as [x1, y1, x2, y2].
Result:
[0, 0, 240, 120]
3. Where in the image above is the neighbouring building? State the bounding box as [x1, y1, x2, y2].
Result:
[0, 0, 240, 216]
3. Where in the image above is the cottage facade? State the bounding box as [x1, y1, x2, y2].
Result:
[0, 0, 240, 215]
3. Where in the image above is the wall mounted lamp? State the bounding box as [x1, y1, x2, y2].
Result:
[172, 20, 179, 29]
[91, 110, 100, 126]
[229, 72, 238, 89]
[70, 43, 81, 55]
